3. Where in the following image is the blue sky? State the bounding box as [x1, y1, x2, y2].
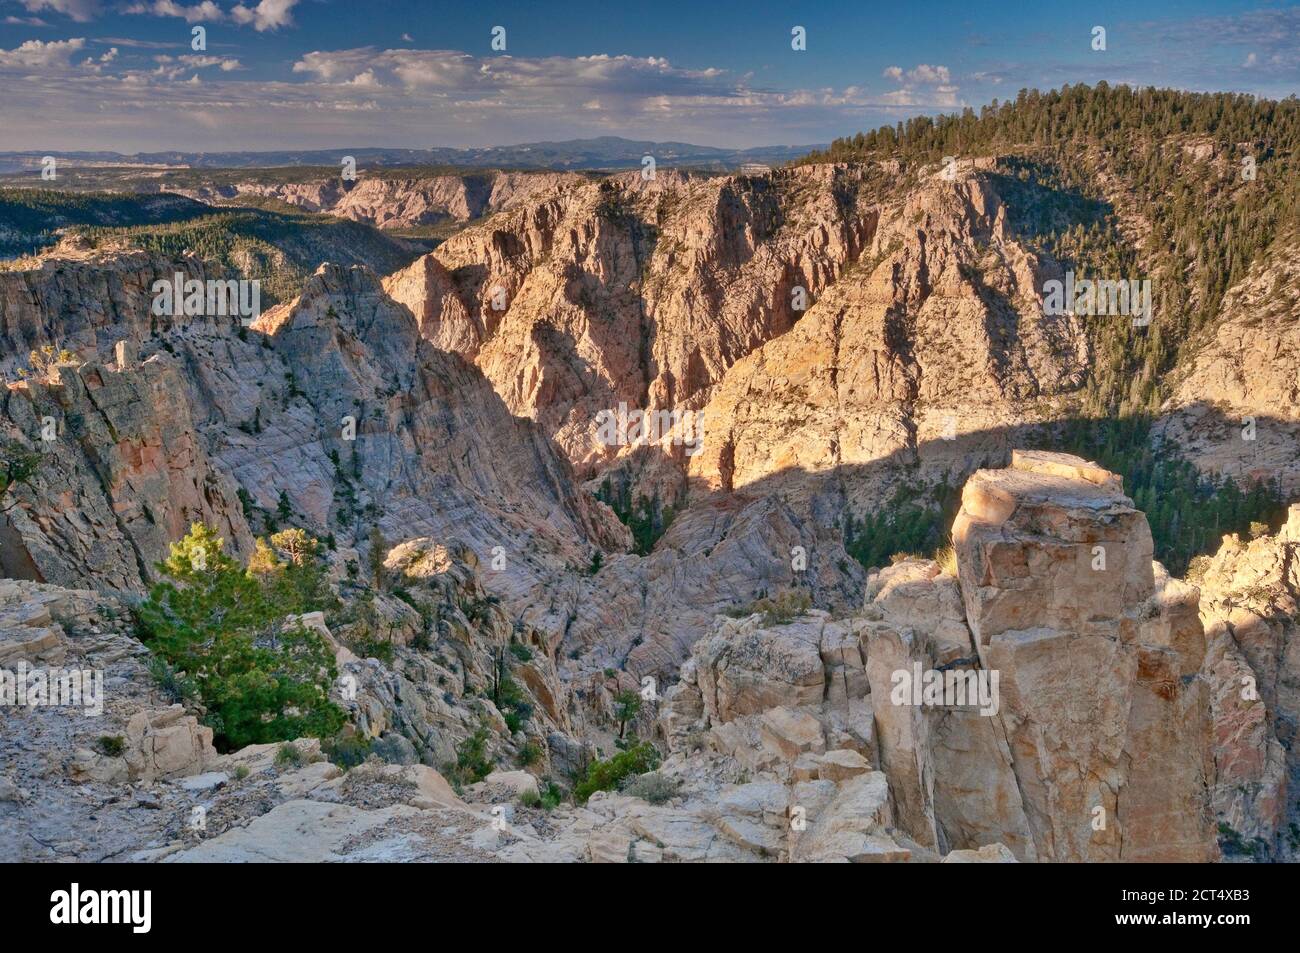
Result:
[2, 0, 1299, 152]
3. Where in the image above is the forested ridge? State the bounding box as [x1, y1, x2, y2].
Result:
[805, 84, 1299, 572]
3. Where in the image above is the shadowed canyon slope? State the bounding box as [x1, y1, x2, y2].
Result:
[0, 246, 625, 597]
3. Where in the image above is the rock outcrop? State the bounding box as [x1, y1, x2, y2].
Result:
[949, 450, 1218, 861]
[0, 246, 626, 599]
[1194, 504, 1300, 860]
[688, 163, 1088, 518]
[0, 454, 1275, 863]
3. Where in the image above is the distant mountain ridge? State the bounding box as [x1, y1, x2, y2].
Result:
[0, 136, 822, 173]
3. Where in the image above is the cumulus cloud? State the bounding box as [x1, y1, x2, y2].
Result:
[80, 44, 118, 72]
[883, 63, 952, 85]
[230, 0, 297, 31]
[0, 37, 87, 68]
[292, 48, 736, 101]
[123, 0, 296, 30]
[878, 62, 959, 107]
[344, 69, 380, 88]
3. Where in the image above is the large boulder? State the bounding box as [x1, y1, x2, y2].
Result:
[693, 612, 826, 723]
[950, 450, 1218, 862]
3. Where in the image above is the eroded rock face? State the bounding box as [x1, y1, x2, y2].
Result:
[1157, 237, 1300, 495]
[386, 162, 1090, 531]
[694, 613, 826, 722]
[339, 537, 580, 771]
[532, 492, 863, 681]
[372, 163, 1103, 680]
[0, 247, 626, 601]
[861, 558, 1035, 860]
[951, 450, 1218, 861]
[0, 243, 187, 375]
[688, 165, 1088, 518]
[2, 358, 254, 592]
[1195, 505, 1300, 860]
[386, 165, 879, 479]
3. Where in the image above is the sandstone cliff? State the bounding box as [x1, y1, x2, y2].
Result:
[1156, 233, 1300, 495]
[0, 244, 625, 600]
[949, 450, 1217, 861]
[687, 162, 1088, 517]
[372, 161, 1099, 681]
[385, 165, 880, 479]
[1194, 504, 1300, 860]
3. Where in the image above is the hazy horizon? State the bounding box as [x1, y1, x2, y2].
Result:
[3, 0, 1300, 153]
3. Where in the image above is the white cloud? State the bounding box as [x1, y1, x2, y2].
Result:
[5, 15, 52, 25]
[98, 36, 184, 48]
[122, 1, 225, 24]
[0, 44, 957, 152]
[884, 63, 951, 85]
[151, 52, 241, 78]
[0, 37, 86, 68]
[230, 0, 297, 31]
[878, 63, 959, 107]
[19, 0, 100, 22]
[122, 0, 296, 30]
[291, 49, 737, 101]
[345, 68, 380, 87]
[80, 44, 117, 71]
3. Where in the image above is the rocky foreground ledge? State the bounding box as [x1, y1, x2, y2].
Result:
[2, 450, 1295, 862]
